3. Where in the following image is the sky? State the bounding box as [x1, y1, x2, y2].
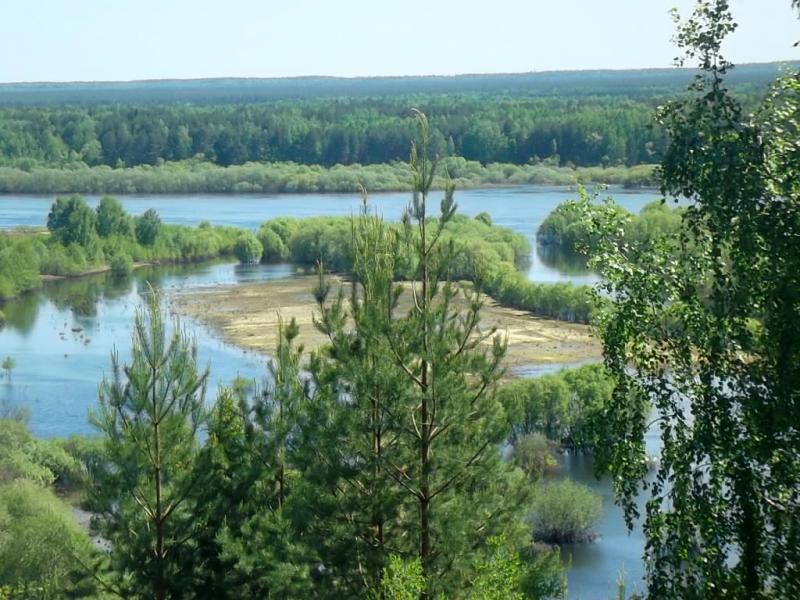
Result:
[0, 0, 796, 83]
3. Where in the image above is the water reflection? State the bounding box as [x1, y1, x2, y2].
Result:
[536, 245, 591, 275]
[0, 260, 294, 438]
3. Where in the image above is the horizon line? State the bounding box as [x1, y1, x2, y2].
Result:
[1, 59, 798, 87]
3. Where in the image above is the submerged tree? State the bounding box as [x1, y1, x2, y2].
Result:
[585, 1, 800, 597]
[1, 357, 14, 382]
[92, 289, 208, 600]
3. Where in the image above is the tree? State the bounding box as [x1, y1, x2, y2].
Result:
[46, 195, 98, 246]
[233, 232, 263, 264]
[212, 319, 314, 599]
[585, 1, 800, 597]
[1, 357, 13, 382]
[135, 208, 162, 246]
[96, 195, 133, 238]
[91, 289, 208, 600]
[359, 112, 525, 596]
[290, 113, 530, 599]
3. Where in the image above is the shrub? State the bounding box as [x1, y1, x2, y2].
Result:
[511, 433, 559, 480]
[529, 479, 602, 543]
[110, 253, 134, 278]
[257, 227, 287, 262]
[233, 232, 263, 264]
[0, 480, 95, 595]
[500, 364, 613, 450]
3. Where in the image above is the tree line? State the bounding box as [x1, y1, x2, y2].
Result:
[0, 95, 674, 169]
[0, 159, 658, 195]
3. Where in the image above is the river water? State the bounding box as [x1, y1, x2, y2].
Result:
[0, 186, 662, 598]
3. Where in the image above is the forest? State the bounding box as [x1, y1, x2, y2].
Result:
[0, 62, 788, 196]
[0, 95, 667, 169]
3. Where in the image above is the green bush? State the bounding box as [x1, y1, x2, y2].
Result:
[499, 364, 613, 449]
[0, 480, 95, 595]
[529, 479, 602, 543]
[0, 237, 42, 299]
[110, 252, 134, 278]
[0, 419, 55, 485]
[511, 433, 559, 480]
[257, 227, 287, 262]
[233, 232, 263, 264]
[538, 197, 683, 257]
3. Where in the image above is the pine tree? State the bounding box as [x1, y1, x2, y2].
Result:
[301, 112, 528, 598]
[181, 320, 313, 599]
[296, 215, 409, 596]
[386, 111, 527, 596]
[91, 290, 208, 600]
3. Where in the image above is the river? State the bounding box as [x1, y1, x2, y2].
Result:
[0, 185, 661, 598]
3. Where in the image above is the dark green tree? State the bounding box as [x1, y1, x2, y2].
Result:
[299, 210, 409, 596]
[291, 114, 531, 599]
[91, 290, 208, 600]
[46, 195, 97, 246]
[585, 2, 800, 597]
[217, 318, 314, 598]
[135, 208, 162, 246]
[96, 195, 133, 238]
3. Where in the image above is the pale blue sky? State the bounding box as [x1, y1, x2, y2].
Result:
[0, 0, 796, 83]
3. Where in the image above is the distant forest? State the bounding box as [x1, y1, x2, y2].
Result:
[0, 62, 793, 170]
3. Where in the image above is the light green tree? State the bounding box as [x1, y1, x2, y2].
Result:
[583, 1, 800, 597]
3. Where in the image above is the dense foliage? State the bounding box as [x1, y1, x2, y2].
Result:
[0, 63, 786, 194]
[499, 364, 615, 450]
[0, 95, 669, 169]
[0, 158, 658, 195]
[584, 1, 800, 597]
[0, 62, 785, 105]
[259, 212, 595, 323]
[91, 293, 209, 599]
[0, 417, 96, 596]
[537, 194, 684, 256]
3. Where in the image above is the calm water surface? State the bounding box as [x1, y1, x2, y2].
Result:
[0, 186, 663, 284]
[0, 186, 663, 598]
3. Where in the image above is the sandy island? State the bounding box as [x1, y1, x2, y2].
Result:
[170, 276, 601, 377]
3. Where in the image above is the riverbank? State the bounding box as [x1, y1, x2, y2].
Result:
[0, 158, 658, 195]
[170, 275, 602, 373]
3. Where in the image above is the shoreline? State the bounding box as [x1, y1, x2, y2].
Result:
[170, 275, 602, 376]
[39, 261, 153, 282]
[0, 160, 659, 196]
[0, 181, 660, 197]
